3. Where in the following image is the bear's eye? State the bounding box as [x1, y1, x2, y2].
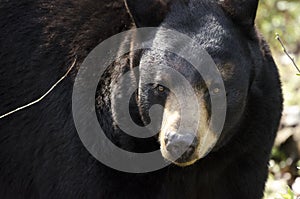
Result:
[210, 83, 221, 95]
[157, 85, 165, 92]
[205, 84, 221, 96]
[152, 84, 166, 94]
[213, 87, 220, 94]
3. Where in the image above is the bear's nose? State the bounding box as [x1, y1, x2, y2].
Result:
[164, 132, 198, 163]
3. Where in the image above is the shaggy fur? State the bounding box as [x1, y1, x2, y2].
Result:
[0, 0, 282, 198]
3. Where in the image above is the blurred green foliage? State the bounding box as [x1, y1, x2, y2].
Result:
[257, 1, 300, 106]
[257, 0, 300, 54]
[281, 186, 295, 199]
[257, 1, 300, 198]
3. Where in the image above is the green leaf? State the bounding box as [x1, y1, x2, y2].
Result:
[281, 186, 294, 199]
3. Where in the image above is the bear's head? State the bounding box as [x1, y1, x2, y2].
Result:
[123, 0, 261, 167]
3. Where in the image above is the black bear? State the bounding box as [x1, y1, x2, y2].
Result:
[0, 0, 283, 199]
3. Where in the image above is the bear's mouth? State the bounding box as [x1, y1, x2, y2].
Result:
[173, 159, 198, 167]
[160, 146, 200, 167]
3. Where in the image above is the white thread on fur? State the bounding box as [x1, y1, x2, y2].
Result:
[0, 57, 77, 119]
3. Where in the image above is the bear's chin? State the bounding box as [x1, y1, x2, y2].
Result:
[161, 151, 199, 167]
[172, 159, 198, 167]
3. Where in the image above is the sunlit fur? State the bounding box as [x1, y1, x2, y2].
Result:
[159, 92, 218, 166]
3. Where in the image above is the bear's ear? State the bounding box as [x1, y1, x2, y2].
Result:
[219, 0, 259, 30]
[125, 0, 171, 27]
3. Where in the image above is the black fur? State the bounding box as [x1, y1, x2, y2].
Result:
[0, 0, 282, 198]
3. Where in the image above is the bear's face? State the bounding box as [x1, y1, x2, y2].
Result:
[126, 0, 259, 166]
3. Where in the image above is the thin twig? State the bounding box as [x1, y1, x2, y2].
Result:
[0, 57, 77, 119]
[275, 33, 300, 75]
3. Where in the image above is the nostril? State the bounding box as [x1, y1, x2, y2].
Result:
[184, 145, 195, 157]
[165, 131, 178, 142]
[164, 137, 169, 145]
[190, 137, 198, 148]
[164, 132, 174, 146]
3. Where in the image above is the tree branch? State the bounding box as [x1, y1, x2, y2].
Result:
[275, 33, 300, 76]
